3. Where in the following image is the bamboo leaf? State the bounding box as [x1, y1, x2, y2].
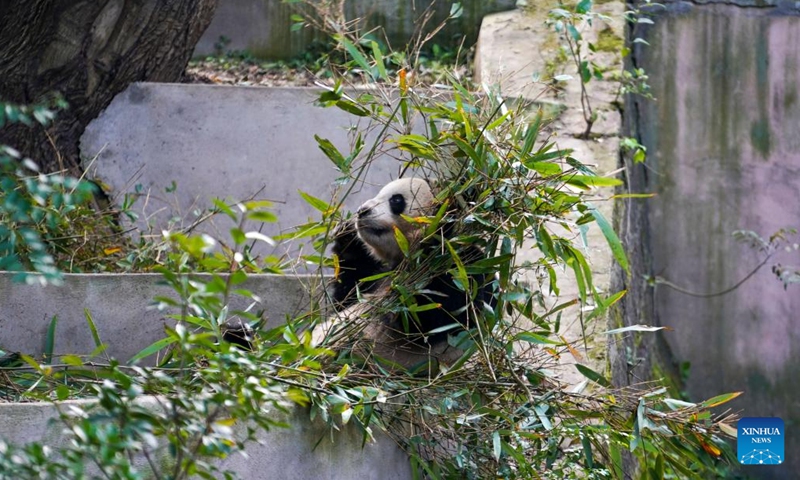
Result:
[128, 336, 177, 364]
[247, 211, 278, 223]
[526, 161, 561, 176]
[565, 174, 623, 188]
[393, 225, 410, 257]
[609, 441, 624, 478]
[581, 434, 594, 468]
[424, 200, 449, 237]
[370, 41, 387, 80]
[20, 354, 43, 373]
[575, 364, 612, 387]
[408, 303, 442, 313]
[492, 431, 501, 461]
[603, 324, 666, 335]
[44, 315, 57, 364]
[314, 135, 348, 171]
[609, 192, 656, 199]
[514, 332, 562, 345]
[450, 135, 480, 165]
[585, 289, 627, 322]
[62, 354, 83, 366]
[335, 99, 369, 117]
[444, 239, 468, 288]
[718, 422, 738, 438]
[700, 391, 743, 409]
[84, 308, 104, 352]
[212, 198, 237, 220]
[298, 190, 332, 213]
[336, 35, 375, 78]
[520, 111, 543, 158]
[590, 207, 629, 273]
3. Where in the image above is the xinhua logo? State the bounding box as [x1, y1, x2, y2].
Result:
[738, 417, 784, 465]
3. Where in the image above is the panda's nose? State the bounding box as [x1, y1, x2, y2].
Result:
[357, 205, 372, 218]
[357, 199, 378, 218]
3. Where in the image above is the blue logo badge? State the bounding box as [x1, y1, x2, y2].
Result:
[738, 417, 784, 465]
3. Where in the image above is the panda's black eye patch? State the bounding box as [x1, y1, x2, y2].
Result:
[389, 194, 406, 215]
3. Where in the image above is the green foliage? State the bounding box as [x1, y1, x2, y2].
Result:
[0, 206, 302, 479]
[0, 100, 285, 278]
[547, 1, 655, 137]
[192, 35, 473, 88]
[1, 6, 739, 480]
[0, 99, 97, 285]
[620, 136, 647, 163]
[274, 24, 734, 477]
[547, 2, 605, 137]
[0, 335, 296, 479]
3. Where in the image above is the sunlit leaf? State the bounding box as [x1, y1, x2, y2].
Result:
[700, 391, 743, 408]
[492, 431, 501, 461]
[603, 324, 666, 335]
[565, 174, 623, 188]
[393, 225, 409, 256]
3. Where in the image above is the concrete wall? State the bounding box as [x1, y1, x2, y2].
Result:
[625, 3, 800, 477]
[0, 272, 415, 477]
[0, 272, 314, 363]
[0, 272, 413, 476]
[80, 84, 404, 267]
[0, 396, 412, 480]
[194, 0, 516, 60]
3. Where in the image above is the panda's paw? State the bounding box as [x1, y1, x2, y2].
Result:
[331, 219, 359, 257]
[328, 219, 385, 309]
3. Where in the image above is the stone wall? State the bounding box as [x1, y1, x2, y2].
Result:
[615, 2, 800, 477]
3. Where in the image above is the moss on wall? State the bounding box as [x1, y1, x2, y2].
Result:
[595, 27, 623, 53]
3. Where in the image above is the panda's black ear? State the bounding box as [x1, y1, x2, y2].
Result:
[328, 219, 386, 310]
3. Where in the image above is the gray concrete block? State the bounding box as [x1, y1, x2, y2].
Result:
[0, 272, 315, 363]
[0, 396, 412, 479]
[80, 84, 403, 267]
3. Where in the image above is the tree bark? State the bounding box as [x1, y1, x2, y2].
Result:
[0, 0, 217, 173]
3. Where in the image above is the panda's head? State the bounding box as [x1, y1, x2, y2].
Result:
[356, 178, 434, 266]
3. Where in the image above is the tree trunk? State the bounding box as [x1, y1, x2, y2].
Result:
[0, 0, 217, 174]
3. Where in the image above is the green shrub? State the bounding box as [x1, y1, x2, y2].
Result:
[0, 98, 96, 285]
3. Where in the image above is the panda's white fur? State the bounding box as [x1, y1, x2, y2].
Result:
[314, 177, 464, 371]
[354, 177, 434, 266]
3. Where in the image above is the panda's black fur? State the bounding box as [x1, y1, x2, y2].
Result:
[330, 230, 491, 346]
[325, 178, 495, 360]
[328, 220, 386, 311]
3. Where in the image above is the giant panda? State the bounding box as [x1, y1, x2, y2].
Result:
[314, 177, 496, 372]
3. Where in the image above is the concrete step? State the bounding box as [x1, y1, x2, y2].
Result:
[81, 83, 400, 264]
